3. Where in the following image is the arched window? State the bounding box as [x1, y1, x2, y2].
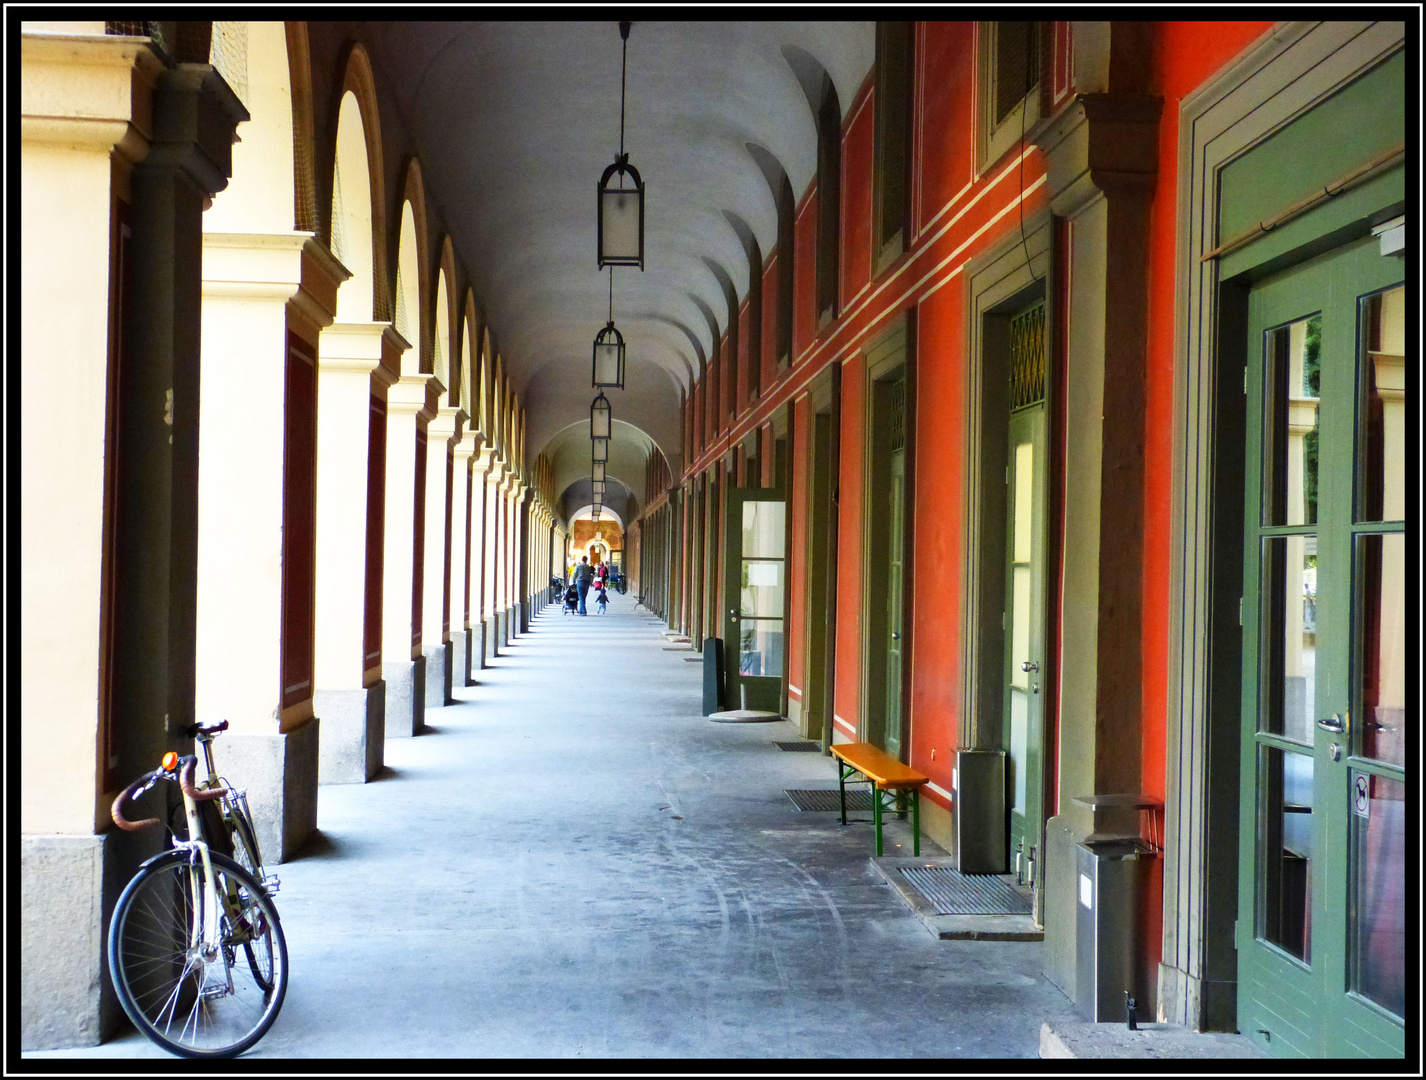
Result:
[434, 269, 450, 392]
[395, 202, 420, 370]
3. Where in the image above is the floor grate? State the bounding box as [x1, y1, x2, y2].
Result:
[898, 866, 1032, 915]
[774, 741, 822, 752]
[785, 788, 872, 812]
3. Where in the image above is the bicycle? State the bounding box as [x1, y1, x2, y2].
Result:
[188, 720, 278, 896]
[108, 750, 288, 1057]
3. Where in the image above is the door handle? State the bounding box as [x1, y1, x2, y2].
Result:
[1317, 714, 1345, 734]
[1021, 660, 1039, 673]
[891, 632, 901, 640]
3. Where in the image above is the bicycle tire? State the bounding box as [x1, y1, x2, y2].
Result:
[108, 849, 288, 1058]
[223, 810, 276, 990]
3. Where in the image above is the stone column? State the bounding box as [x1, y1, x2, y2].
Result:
[383, 373, 436, 735]
[469, 446, 495, 668]
[196, 231, 344, 863]
[448, 429, 480, 688]
[513, 482, 530, 635]
[313, 322, 404, 782]
[21, 28, 245, 1049]
[485, 459, 506, 658]
[20, 28, 161, 1052]
[1033, 83, 1162, 1011]
[422, 402, 459, 711]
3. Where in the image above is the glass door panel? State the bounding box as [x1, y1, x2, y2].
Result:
[1239, 237, 1405, 1058]
[725, 489, 785, 710]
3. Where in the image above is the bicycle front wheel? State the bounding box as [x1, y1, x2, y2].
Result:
[108, 850, 288, 1058]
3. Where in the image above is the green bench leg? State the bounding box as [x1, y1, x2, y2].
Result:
[873, 784, 884, 857]
[913, 788, 921, 857]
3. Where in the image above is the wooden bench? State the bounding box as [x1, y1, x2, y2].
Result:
[829, 742, 930, 857]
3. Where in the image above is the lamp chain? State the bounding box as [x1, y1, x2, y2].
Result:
[619, 21, 630, 159]
[608, 267, 614, 324]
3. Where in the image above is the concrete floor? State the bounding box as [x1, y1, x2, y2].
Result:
[29, 593, 1078, 1060]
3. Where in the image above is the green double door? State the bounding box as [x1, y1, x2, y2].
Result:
[724, 487, 786, 712]
[1238, 236, 1406, 1057]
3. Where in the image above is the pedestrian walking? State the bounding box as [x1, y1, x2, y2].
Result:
[573, 556, 594, 616]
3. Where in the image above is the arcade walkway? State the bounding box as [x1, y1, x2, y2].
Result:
[33, 593, 1077, 1060]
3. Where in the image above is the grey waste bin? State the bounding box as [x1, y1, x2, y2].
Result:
[1074, 837, 1157, 1021]
[702, 637, 724, 715]
[954, 749, 1007, 874]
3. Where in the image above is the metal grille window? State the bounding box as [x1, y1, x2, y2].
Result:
[994, 22, 1040, 126]
[1009, 302, 1046, 410]
[394, 264, 410, 340]
[889, 379, 907, 452]
[209, 21, 248, 104]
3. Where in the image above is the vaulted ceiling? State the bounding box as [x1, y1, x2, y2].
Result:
[359, 21, 874, 512]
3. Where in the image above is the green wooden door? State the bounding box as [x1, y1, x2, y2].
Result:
[724, 487, 786, 712]
[884, 450, 906, 758]
[1237, 235, 1406, 1058]
[1004, 403, 1047, 886]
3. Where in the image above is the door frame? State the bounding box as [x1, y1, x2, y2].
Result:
[802, 366, 841, 747]
[959, 211, 1055, 899]
[858, 314, 916, 759]
[1161, 20, 1406, 1033]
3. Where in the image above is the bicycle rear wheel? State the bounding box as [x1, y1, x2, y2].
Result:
[108, 850, 287, 1058]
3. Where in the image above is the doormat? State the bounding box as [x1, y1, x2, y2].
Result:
[774, 741, 822, 752]
[785, 788, 873, 812]
[898, 866, 1032, 915]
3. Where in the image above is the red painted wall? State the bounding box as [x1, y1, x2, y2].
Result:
[738, 299, 753, 412]
[840, 86, 875, 309]
[916, 22, 976, 236]
[761, 256, 780, 391]
[788, 399, 810, 709]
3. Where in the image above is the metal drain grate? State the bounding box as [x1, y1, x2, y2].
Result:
[898, 866, 1032, 915]
[785, 789, 873, 812]
[774, 741, 822, 752]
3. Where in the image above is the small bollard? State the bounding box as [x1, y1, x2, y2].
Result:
[1124, 990, 1138, 1031]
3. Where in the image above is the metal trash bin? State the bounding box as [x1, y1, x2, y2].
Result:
[1074, 837, 1157, 1021]
[954, 749, 1007, 873]
[702, 637, 724, 715]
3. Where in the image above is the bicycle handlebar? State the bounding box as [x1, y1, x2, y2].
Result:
[111, 756, 228, 832]
[112, 770, 163, 832]
[179, 756, 228, 802]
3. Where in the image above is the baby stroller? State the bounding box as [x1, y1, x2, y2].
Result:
[593, 579, 609, 614]
[562, 582, 579, 615]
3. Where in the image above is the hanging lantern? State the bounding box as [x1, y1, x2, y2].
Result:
[592, 460, 606, 483]
[592, 320, 626, 389]
[592, 436, 610, 463]
[591, 392, 612, 440]
[597, 23, 644, 269]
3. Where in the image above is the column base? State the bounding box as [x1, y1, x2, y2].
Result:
[515, 602, 525, 637]
[450, 630, 468, 688]
[21, 834, 119, 1050]
[1042, 815, 1083, 1005]
[383, 657, 427, 736]
[423, 642, 449, 710]
[494, 611, 506, 656]
[219, 716, 320, 864]
[479, 619, 491, 668]
[314, 683, 385, 784]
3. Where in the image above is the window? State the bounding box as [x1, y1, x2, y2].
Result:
[815, 78, 841, 327]
[874, 21, 914, 266]
[776, 174, 794, 369]
[979, 21, 1041, 173]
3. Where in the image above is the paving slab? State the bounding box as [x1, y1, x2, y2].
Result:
[28, 592, 1078, 1061]
[1040, 1020, 1267, 1059]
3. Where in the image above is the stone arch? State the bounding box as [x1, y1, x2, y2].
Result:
[393, 158, 431, 373]
[331, 42, 388, 320]
[283, 22, 317, 232]
[461, 292, 479, 420]
[478, 329, 492, 435]
[435, 236, 459, 402]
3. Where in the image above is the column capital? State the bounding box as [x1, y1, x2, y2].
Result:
[202, 230, 306, 303]
[143, 64, 250, 197]
[20, 30, 165, 162]
[471, 444, 497, 475]
[319, 320, 396, 377]
[387, 373, 437, 418]
[1033, 92, 1163, 217]
[452, 429, 483, 463]
[427, 403, 463, 442]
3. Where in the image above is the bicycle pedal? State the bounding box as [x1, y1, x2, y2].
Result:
[262, 875, 280, 895]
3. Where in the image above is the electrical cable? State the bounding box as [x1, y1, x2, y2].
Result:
[1016, 24, 1042, 285]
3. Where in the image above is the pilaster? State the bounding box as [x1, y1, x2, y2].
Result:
[383, 372, 437, 735]
[449, 429, 481, 688]
[421, 400, 459, 711]
[1033, 87, 1163, 1011]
